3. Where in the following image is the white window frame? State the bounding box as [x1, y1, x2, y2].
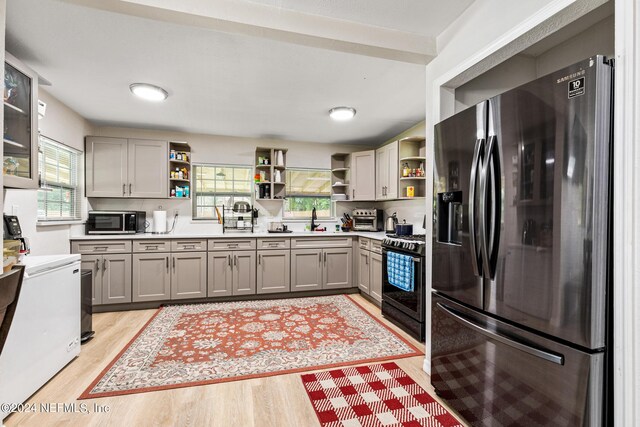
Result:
[192, 163, 253, 220]
[283, 168, 333, 220]
[37, 135, 81, 224]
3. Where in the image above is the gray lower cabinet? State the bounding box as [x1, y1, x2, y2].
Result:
[291, 249, 323, 292]
[357, 248, 370, 294]
[291, 247, 352, 291]
[208, 251, 233, 297]
[80, 255, 102, 305]
[207, 250, 256, 297]
[132, 253, 171, 302]
[369, 252, 383, 303]
[171, 252, 207, 299]
[233, 251, 256, 295]
[257, 250, 290, 294]
[101, 254, 132, 304]
[324, 247, 353, 289]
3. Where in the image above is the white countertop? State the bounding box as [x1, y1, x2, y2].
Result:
[70, 231, 388, 241]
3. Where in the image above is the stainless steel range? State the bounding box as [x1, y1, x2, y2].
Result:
[381, 234, 426, 341]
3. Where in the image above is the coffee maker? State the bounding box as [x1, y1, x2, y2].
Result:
[3, 214, 30, 255]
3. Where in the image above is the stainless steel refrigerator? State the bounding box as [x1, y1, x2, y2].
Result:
[431, 56, 613, 426]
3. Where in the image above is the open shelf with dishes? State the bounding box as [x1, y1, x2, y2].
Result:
[168, 141, 191, 198]
[254, 147, 287, 201]
[398, 137, 426, 199]
[330, 153, 350, 202]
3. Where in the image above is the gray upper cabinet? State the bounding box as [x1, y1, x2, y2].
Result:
[85, 137, 128, 197]
[350, 150, 376, 201]
[132, 252, 171, 302]
[128, 139, 169, 198]
[101, 254, 132, 304]
[376, 141, 398, 200]
[257, 250, 290, 294]
[369, 252, 383, 303]
[357, 248, 370, 294]
[171, 252, 207, 300]
[85, 136, 168, 198]
[324, 247, 353, 289]
[291, 249, 323, 292]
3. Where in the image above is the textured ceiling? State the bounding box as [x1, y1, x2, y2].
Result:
[240, 0, 474, 37]
[6, 0, 472, 145]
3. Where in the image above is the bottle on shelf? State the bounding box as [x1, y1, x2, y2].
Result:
[402, 163, 410, 177]
[170, 149, 176, 160]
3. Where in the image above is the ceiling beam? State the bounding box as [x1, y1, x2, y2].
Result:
[61, 0, 436, 65]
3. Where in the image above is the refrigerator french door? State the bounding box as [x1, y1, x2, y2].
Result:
[432, 56, 612, 426]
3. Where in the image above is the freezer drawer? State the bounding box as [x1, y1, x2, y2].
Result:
[431, 294, 604, 427]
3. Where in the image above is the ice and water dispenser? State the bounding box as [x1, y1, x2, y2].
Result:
[437, 191, 463, 245]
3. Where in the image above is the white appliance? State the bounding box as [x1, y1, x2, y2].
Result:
[0, 254, 81, 422]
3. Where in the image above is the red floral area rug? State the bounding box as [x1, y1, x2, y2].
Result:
[80, 295, 422, 399]
[301, 362, 463, 427]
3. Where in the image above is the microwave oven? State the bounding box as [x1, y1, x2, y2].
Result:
[86, 211, 146, 234]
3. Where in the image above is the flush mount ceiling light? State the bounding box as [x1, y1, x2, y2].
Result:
[329, 106, 356, 121]
[129, 83, 168, 102]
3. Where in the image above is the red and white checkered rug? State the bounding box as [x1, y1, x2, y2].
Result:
[301, 362, 463, 427]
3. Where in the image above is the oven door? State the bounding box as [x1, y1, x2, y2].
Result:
[86, 213, 125, 234]
[353, 216, 375, 230]
[382, 248, 424, 321]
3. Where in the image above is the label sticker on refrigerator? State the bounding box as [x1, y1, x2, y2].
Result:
[568, 77, 585, 99]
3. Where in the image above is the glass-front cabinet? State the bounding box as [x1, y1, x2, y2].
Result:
[3, 52, 38, 188]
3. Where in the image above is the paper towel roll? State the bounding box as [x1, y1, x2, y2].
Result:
[152, 210, 167, 233]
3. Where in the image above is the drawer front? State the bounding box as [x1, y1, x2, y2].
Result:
[171, 239, 208, 252]
[370, 240, 382, 254]
[133, 240, 171, 253]
[291, 237, 352, 249]
[358, 238, 371, 251]
[208, 239, 256, 251]
[257, 238, 291, 250]
[71, 240, 132, 254]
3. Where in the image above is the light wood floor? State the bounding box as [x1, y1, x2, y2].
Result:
[4, 295, 466, 427]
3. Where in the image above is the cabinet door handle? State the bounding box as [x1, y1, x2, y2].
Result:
[166, 256, 169, 272]
[228, 243, 239, 248]
[324, 252, 327, 264]
[269, 243, 278, 247]
[94, 246, 108, 252]
[319, 252, 322, 264]
[366, 255, 369, 265]
[228, 254, 231, 266]
[122, 184, 126, 196]
[95, 259, 100, 272]
[258, 254, 262, 265]
[352, 189, 355, 199]
[102, 259, 107, 271]
[129, 183, 132, 195]
[146, 245, 158, 250]
[234, 255, 237, 267]
[172, 257, 176, 270]
[183, 244, 196, 249]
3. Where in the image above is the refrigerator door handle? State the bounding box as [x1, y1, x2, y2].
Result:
[469, 138, 485, 277]
[437, 302, 564, 365]
[480, 134, 501, 279]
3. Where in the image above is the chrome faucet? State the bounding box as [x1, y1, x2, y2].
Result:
[311, 207, 318, 231]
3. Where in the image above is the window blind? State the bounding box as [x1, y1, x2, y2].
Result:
[37, 135, 81, 221]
